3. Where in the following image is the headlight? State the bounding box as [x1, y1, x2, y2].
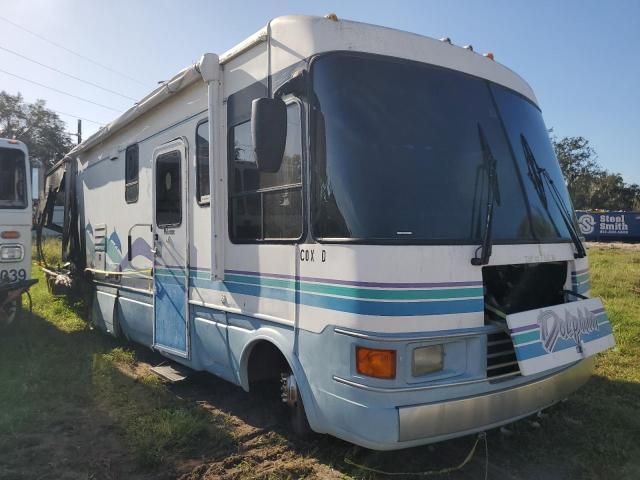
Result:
[0, 244, 24, 262]
[412, 345, 444, 377]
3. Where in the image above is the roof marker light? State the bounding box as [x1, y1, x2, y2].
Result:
[484, 52, 495, 60]
[463, 44, 474, 51]
[440, 37, 452, 44]
[324, 13, 338, 21]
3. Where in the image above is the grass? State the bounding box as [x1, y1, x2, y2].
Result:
[35, 235, 63, 268]
[0, 265, 234, 475]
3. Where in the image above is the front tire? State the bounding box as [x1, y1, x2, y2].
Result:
[281, 372, 312, 437]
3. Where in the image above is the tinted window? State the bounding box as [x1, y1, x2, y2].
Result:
[155, 151, 181, 227]
[196, 121, 210, 204]
[311, 53, 533, 242]
[0, 148, 27, 209]
[491, 85, 572, 240]
[229, 103, 303, 241]
[125, 144, 139, 204]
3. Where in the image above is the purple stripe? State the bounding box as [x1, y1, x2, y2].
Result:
[511, 324, 538, 333]
[571, 268, 589, 276]
[592, 308, 605, 314]
[224, 269, 483, 289]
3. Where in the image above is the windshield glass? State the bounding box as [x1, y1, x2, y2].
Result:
[0, 148, 27, 209]
[310, 53, 572, 243]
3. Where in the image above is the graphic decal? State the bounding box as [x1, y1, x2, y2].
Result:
[186, 268, 484, 317]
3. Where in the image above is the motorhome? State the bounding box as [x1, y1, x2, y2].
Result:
[0, 138, 36, 325]
[48, 15, 614, 449]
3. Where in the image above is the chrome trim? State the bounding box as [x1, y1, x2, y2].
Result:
[334, 325, 502, 343]
[487, 360, 518, 370]
[333, 371, 521, 393]
[398, 358, 594, 442]
[92, 280, 152, 295]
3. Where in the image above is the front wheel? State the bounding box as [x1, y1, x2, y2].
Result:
[280, 372, 312, 437]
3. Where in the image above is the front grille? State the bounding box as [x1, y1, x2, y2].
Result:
[487, 330, 521, 379]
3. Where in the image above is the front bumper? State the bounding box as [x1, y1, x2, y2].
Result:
[398, 357, 594, 443]
[313, 357, 594, 450]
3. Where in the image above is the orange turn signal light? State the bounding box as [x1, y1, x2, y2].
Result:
[356, 346, 396, 379]
[1, 230, 20, 239]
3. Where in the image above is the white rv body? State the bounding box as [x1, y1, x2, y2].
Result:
[65, 15, 613, 449]
[0, 138, 34, 324]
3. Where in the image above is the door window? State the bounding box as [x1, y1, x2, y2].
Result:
[155, 150, 182, 227]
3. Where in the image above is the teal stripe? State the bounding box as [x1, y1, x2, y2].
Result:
[156, 267, 187, 277]
[224, 273, 482, 301]
[512, 330, 540, 345]
[572, 272, 590, 283]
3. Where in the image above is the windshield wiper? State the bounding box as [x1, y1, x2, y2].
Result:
[520, 135, 586, 258]
[471, 125, 501, 266]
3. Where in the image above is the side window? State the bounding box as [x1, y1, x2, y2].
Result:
[125, 144, 139, 203]
[229, 102, 303, 242]
[196, 121, 210, 204]
[155, 151, 182, 227]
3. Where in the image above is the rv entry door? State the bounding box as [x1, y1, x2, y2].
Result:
[152, 139, 189, 358]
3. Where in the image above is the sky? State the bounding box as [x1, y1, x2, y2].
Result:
[1, 0, 638, 184]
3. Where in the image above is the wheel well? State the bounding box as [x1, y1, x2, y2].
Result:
[246, 340, 290, 386]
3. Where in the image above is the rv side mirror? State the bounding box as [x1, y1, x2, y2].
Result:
[251, 98, 287, 173]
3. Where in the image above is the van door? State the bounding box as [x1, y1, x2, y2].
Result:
[152, 139, 189, 358]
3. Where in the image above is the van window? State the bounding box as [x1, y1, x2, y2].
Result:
[228, 103, 303, 242]
[196, 121, 210, 204]
[125, 144, 139, 203]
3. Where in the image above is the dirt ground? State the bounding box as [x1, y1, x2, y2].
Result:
[114, 350, 516, 480]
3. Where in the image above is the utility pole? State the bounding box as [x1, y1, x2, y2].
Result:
[67, 119, 83, 144]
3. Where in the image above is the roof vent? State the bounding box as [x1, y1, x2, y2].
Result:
[324, 13, 339, 21]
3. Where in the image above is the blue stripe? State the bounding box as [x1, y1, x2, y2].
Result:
[573, 282, 591, 294]
[191, 277, 482, 316]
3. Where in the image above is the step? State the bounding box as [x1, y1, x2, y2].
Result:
[150, 362, 192, 383]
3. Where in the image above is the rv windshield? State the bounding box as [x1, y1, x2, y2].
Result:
[0, 148, 27, 209]
[310, 52, 573, 243]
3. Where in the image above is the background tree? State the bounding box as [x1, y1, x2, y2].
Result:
[0, 91, 72, 167]
[552, 133, 640, 211]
